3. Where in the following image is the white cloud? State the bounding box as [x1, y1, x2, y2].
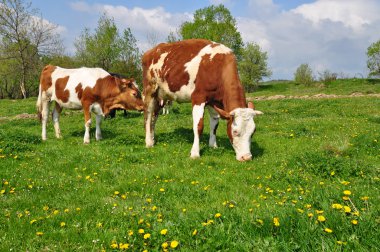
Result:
[70, 2, 190, 51]
[292, 0, 380, 32]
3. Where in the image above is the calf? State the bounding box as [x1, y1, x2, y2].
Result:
[36, 65, 144, 143]
[142, 39, 263, 161]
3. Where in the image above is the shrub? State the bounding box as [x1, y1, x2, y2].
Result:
[294, 64, 314, 86]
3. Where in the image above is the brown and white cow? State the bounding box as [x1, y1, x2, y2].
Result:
[36, 65, 144, 143]
[142, 39, 263, 161]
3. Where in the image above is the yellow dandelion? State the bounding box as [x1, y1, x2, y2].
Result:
[324, 228, 333, 233]
[151, 206, 157, 211]
[162, 242, 169, 249]
[343, 206, 351, 213]
[343, 190, 351, 196]
[119, 243, 129, 249]
[0, 189, 5, 194]
[160, 229, 168, 235]
[60, 222, 66, 227]
[170, 240, 179, 248]
[64, 208, 69, 213]
[138, 228, 145, 234]
[138, 218, 144, 224]
[30, 219, 37, 224]
[36, 232, 44, 236]
[341, 181, 350, 185]
[337, 240, 347, 245]
[332, 203, 343, 210]
[319, 182, 324, 185]
[114, 191, 120, 195]
[43, 206, 49, 211]
[160, 188, 165, 192]
[360, 196, 369, 201]
[128, 230, 133, 236]
[256, 219, 264, 225]
[307, 213, 314, 218]
[182, 208, 187, 213]
[146, 198, 152, 203]
[215, 213, 222, 218]
[297, 208, 304, 213]
[353, 211, 360, 216]
[53, 210, 59, 215]
[229, 203, 235, 208]
[305, 204, 312, 209]
[316, 210, 324, 214]
[351, 220, 358, 225]
[143, 233, 151, 239]
[110, 243, 118, 249]
[76, 207, 81, 211]
[192, 229, 198, 236]
[273, 217, 280, 227]
[342, 196, 349, 201]
[317, 215, 326, 222]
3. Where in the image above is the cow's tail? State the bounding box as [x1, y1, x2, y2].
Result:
[36, 84, 42, 121]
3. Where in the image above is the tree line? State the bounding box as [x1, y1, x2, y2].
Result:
[1, 0, 379, 99]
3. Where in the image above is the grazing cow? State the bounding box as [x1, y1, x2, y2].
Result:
[142, 39, 263, 161]
[36, 65, 144, 143]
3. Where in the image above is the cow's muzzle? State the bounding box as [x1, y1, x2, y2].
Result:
[238, 153, 252, 162]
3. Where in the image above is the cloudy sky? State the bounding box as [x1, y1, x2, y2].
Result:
[31, 0, 380, 80]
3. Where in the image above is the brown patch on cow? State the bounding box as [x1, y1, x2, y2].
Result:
[75, 83, 83, 100]
[197, 117, 204, 136]
[39, 65, 56, 91]
[55, 76, 70, 103]
[142, 39, 213, 93]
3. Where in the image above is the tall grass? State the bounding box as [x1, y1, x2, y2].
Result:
[0, 80, 379, 251]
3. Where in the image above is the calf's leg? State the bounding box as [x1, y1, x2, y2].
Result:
[145, 97, 160, 147]
[83, 105, 92, 144]
[52, 102, 62, 139]
[41, 92, 50, 141]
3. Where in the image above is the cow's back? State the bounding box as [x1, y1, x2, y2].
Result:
[142, 39, 236, 103]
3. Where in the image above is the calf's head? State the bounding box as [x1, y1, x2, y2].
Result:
[109, 78, 144, 112]
[214, 102, 263, 161]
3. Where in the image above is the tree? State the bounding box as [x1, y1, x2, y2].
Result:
[238, 42, 271, 91]
[367, 40, 380, 77]
[0, 0, 63, 98]
[179, 4, 243, 58]
[75, 14, 121, 71]
[294, 63, 314, 86]
[166, 31, 181, 43]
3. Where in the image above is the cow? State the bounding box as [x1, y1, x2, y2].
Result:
[36, 65, 144, 143]
[142, 39, 263, 161]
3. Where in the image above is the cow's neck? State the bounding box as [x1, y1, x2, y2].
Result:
[222, 81, 247, 112]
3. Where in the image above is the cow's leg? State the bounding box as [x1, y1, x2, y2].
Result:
[95, 114, 103, 141]
[190, 103, 205, 159]
[41, 92, 51, 141]
[52, 102, 62, 139]
[145, 97, 160, 147]
[83, 105, 92, 144]
[207, 106, 219, 148]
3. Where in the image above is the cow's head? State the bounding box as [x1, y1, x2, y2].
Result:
[109, 78, 144, 112]
[214, 102, 263, 161]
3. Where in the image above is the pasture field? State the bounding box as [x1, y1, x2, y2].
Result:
[0, 79, 379, 251]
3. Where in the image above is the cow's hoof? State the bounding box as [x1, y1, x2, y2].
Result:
[146, 141, 154, 148]
[190, 154, 200, 159]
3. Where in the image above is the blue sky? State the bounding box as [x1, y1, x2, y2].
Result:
[31, 0, 380, 79]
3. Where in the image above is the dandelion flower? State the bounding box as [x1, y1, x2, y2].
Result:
[192, 229, 198, 236]
[160, 188, 165, 192]
[324, 228, 333, 233]
[215, 213, 222, 218]
[43, 206, 49, 211]
[138, 229, 145, 234]
[143, 233, 151, 239]
[36, 232, 44, 236]
[316, 210, 324, 214]
[30, 219, 37, 224]
[110, 243, 118, 249]
[342, 196, 349, 201]
[351, 220, 358, 225]
[162, 242, 169, 249]
[170, 240, 179, 249]
[317, 215, 326, 222]
[343, 206, 351, 213]
[60, 222, 66, 227]
[343, 190, 351, 196]
[128, 230, 134, 236]
[360, 196, 369, 201]
[307, 213, 314, 218]
[119, 243, 129, 249]
[332, 204, 343, 210]
[273, 217, 280, 227]
[160, 229, 168, 235]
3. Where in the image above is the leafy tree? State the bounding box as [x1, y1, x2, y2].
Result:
[75, 14, 142, 83]
[75, 14, 121, 71]
[367, 40, 380, 77]
[0, 0, 63, 98]
[294, 63, 314, 86]
[238, 42, 271, 91]
[179, 4, 243, 58]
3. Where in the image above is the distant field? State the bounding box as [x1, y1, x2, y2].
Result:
[0, 79, 379, 251]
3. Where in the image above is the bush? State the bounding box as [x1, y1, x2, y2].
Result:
[294, 64, 314, 86]
[318, 70, 337, 85]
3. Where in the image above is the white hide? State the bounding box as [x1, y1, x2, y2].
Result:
[190, 103, 205, 158]
[229, 108, 257, 161]
[50, 67, 110, 111]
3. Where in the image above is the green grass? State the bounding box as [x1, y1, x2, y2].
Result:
[252, 78, 380, 97]
[0, 80, 379, 251]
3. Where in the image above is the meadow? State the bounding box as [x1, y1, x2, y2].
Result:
[0, 79, 379, 251]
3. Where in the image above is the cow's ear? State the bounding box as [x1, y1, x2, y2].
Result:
[213, 105, 231, 120]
